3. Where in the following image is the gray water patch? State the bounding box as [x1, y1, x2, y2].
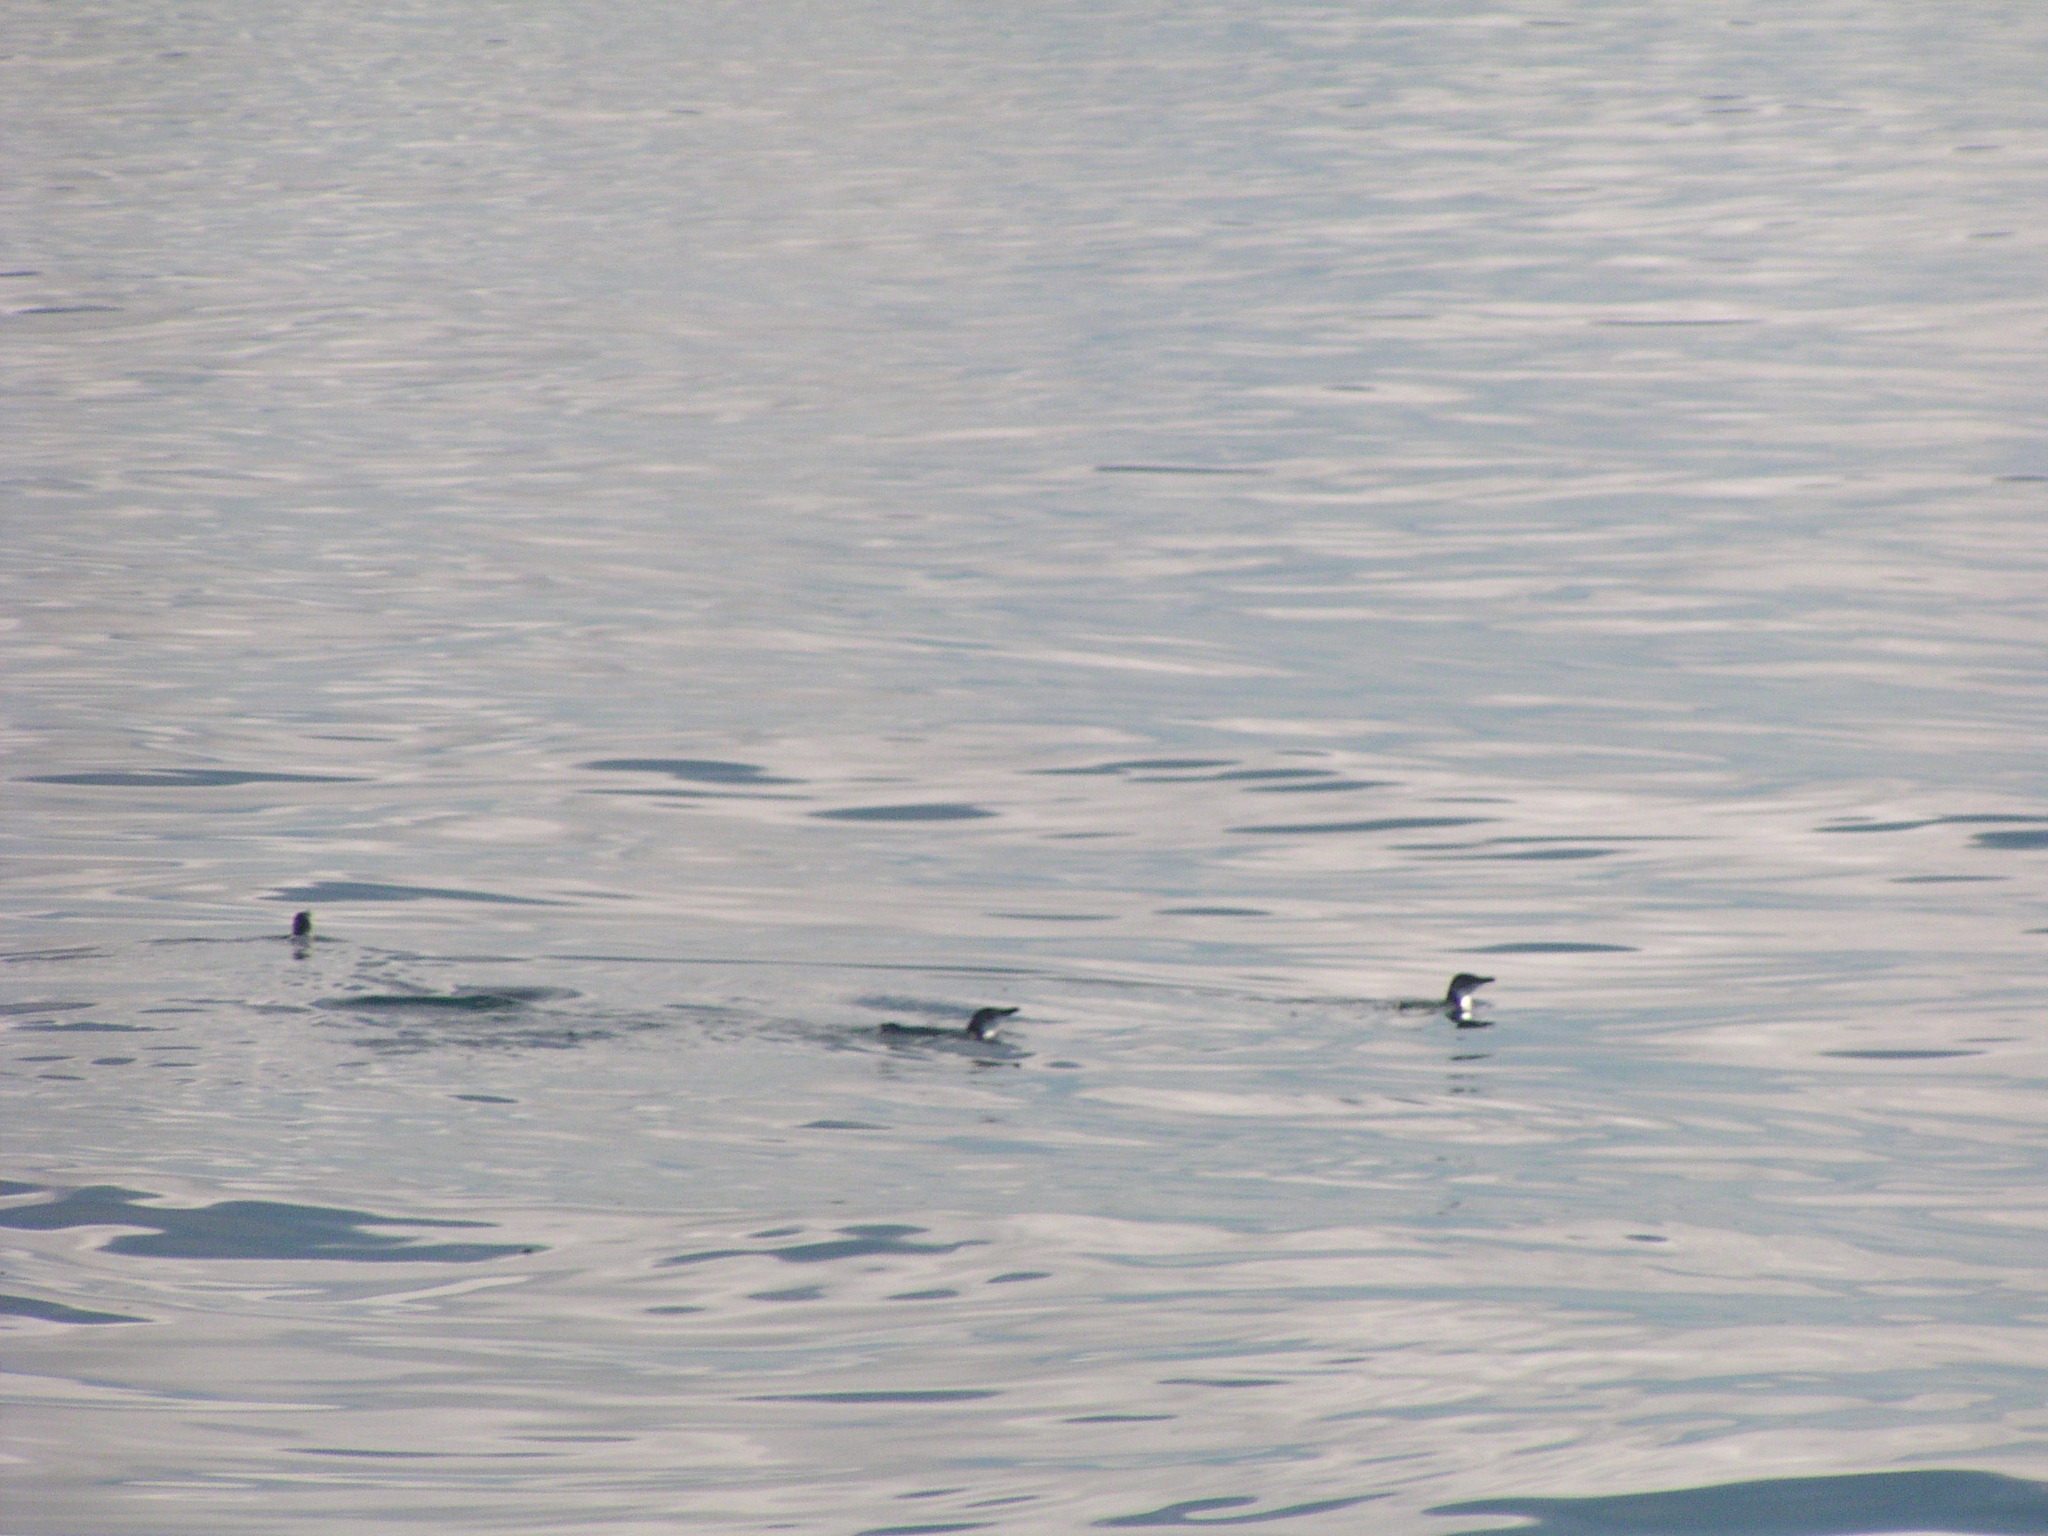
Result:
[12, 1021, 156, 1032]
[1819, 814, 2048, 835]
[0, 1186, 540, 1262]
[1034, 759, 1238, 776]
[1464, 847, 1614, 861]
[1096, 1494, 1386, 1526]
[750, 1390, 1001, 1404]
[662, 1224, 987, 1268]
[984, 911, 1115, 922]
[316, 987, 575, 1014]
[1425, 1470, 2048, 1536]
[590, 787, 813, 800]
[1230, 817, 1492, 836]
[22, 770, 362, 787]
[1066, 1414, 1173, 1424]
[812, 804, 996, 822]
[1208, 769, 1333, 782]
[1244, 779, 1397, 794]
[1466, 943, 1637, 954]
[0, 1293, 147, 1325]
[1093, 464, 1265, 475]
[267, 881, 565, 905]
[1976, 829, 2048, 850]
[580, 757, 805, 785]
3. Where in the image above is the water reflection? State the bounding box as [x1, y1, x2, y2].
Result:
[269, 881, 566, 906]
[0, 1292, 147, 1325]
[663, 1223, 987, 1270]
[0, 1186, 540, 1262]
[1097, 1495, 1385, 1527]
[1429, 1470, 2048, 1536]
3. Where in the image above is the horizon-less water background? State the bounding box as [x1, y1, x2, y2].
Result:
[5, 2, 2048, 1532]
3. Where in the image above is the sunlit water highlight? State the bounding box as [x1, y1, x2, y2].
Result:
[5, 1, 2047, 1532]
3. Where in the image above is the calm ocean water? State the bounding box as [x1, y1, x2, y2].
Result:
[5, 2, 2047, 1532]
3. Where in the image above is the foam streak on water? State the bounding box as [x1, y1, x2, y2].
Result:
[4, 1, 2047, 1532]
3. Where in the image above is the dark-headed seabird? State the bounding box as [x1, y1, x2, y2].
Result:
[879, 1005, 1020, 1041]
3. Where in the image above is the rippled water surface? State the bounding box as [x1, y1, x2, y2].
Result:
[6, 1, 2048, 1531]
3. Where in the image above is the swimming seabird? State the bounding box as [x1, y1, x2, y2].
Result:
[879, 1006, 1020, 1041]
[291, 911, 312, 938]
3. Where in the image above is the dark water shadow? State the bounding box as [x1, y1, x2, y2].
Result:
[1212, 769, 1334, 782]
[2, 947, 107, 965]
[590, 787, 812, 801]
[986, 911, 1114, 922]
[812, 804, 997, 822]
[0, 1186, 540, 1261]
[1819, 815, 2048, 853]
[13, 1020, 158, 1032]
[1246, 779, 1396, 794]
[662, 1223, 986, 1268]
[1427, 1470, 2048, 1536]
[21, 770, 363, 788]
[581, 757, 804, 785]
[1976, 829, 2048, 850]
[749, 1389, 1000, 1404]
[1034, 758, 1239, 776]
[310, 985, 627, 1053]
[552, 954, 1040, 979]
[316, 987, 576, 1014]
[1462, 847, 1613, 861]
[1230, 816, 1492, 836]
[267, 881, 564, 905]
[0, 1292, 147, 1324]
[1094, 464, 1265, 475]
[1823, 1049, 1983, 1060]
[1097, 1494, 1387, 1526]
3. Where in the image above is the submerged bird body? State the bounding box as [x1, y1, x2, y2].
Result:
[878, 1005, 1020, 1041]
